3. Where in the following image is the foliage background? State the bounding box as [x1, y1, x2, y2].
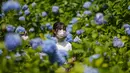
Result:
[0, 0, 130, 73]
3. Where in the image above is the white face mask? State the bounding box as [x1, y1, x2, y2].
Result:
[56, 30, 66, 39]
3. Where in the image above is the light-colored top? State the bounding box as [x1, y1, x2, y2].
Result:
[56, 40, 72, 51]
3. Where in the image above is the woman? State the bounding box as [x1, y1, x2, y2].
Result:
[53, 22, 76, 71]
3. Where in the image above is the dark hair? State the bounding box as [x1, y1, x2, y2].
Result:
[53, 22, 66, 36]
[53, 22, 66, 31]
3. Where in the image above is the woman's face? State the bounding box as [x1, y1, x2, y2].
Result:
[55, 25, 66, 39]
[56, 29, 66, 39]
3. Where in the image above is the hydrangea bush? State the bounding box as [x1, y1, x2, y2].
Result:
[0, 0, 130, 73]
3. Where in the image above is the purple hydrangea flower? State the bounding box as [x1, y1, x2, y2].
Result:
[46, 23, 51, 27]
[58, 50, 68, 58]
[52, 6, 59, 13]
[6, 25, 15, 32]
[51, 37, 58, 43]
[89, 54, 100, 62]
[15, 26, 26, 34]
[76, 29, 84, 35]
[19, 11, 23, 15]
[65, 33, 73, 42]
[2, 0, 21, 13]
[4, 33, 22, 51]
[24, 9, 30, 15]
[15, 52, 21, 61]
[70, 18, 78, 24]
[19, 16, 25, 21]
[46, 23, 52, 30]
[85, 24, 89, 27]
[94, 13, 106, 25]
[45, 34, 52, 39]
[83, 10, 92, 15]
[32, 2, 36, 8]
[41, 39, 57, 55]
[84, 66, 99, 73]
[83, 2, 92, 8]
[55, 51, 66, 66]
[73, 36, 81, 43]
[48, 25, 53, 30]
[123, 24, 130, 29]
[77, 13, 81, 17]
[66, 25, 73, 32]
[126, 29, 130, 35]
[30, 38, 43, 49]
[113, 37, 124, 48]
[48, 51, 66, 66]
[22, 4, 28, 11]
[42, 12, 47, 17]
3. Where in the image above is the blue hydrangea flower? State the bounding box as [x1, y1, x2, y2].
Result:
[4, 33, 22, 51]
[58, 50, 68, 58]
[73, 36, 81, 43]
[83, 2, 92, 8]
[76, 29, 84, 35]
[46, 23, 51, 27]
[55, 51, 66, 66]
[41, 40, 57, 55]
[89, 54, 100, 62]
[123, 24, 130, 29]
[15, 52, 22, 61]
[29, 27, 35, 32]
[48, 50, 66, 66]
[83, 10, 92, 15]
[32, 2, 36, 8]
[24, 9, 30, 15]
[42, 12, 47, 17]
[19, 11, 23, 15]
[66, 25, 73, 33]
[65, 33, 73, 42]
[84, 66, 99, 73]
[0, 49, 3, 55]
[48, 26, 53, 30]
[126, 29, 130, 35]
[94, 13, 106, 25]
[85, 24, 89, 27]
[51, 37, 58, 43]
[46, 23, 52, 30]
[45, 34, 52, 39]
[70, 18, 78, 24]
[22, 4, 28, 11]
[19, 16, 25, 21]
[6, 25, 15, 32]
[113, 37, 124, 48]
[77, 13, 81, 17]
[128, 5, 130, 10]
[15, 26, 26, 34]
[2, 0, 21, 13]
[52, 6, 59, 13]
[30, 38, 43, 49]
